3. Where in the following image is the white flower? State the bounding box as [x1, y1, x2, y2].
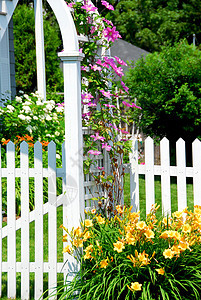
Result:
[18, 114, 26, 120]
[25, 116, 31, 121]
[24, 101, 32, 106]
[45, 115, 52, 121]
[33, 116, 38, 120]
[26, 125, 33, 133]
[55, 131, 60, 136]
[46, 134, 52, 137]
[7, 105, 15, 112]
[53, 113, 58, 120]
[39, 115, 45, 120]
[24, 94, 30, 100]
[22, 105, 31, 113]
[46, 103, 54, 111]
[19, 90, 24, 94]
[36, 101, 43, 106]
[49, 100, 55, 106]
[56, 153, 61, 159]
[55, 106, 64, 113]
[15, 96, 22, 103]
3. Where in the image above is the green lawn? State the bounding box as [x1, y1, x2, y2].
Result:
[1, 174, 194, 299]
[124, 174, 194, 220]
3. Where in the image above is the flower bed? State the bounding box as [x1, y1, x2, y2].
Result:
[57, 204, 201, 299]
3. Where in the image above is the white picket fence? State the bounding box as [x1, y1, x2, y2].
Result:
[1, 136, 201, 299]
[129, 137, 201, 215]
[0, 140, 104, 299]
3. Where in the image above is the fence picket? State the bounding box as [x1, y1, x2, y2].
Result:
[129, 138, 139, 212]
[192, 139, 201, 206]
[48, 141, 57, 297]
[145, 137, 155, 214]
[0, 145, 2, 298]
[176, 139, 187, 211]
[34, 142, 43, 299]
[160, 138, 171, 216]
[20, 142, 30, 300]
[7, 141, 16, 298]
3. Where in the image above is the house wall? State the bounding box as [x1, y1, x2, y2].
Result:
[8, 17, 16, 99]
[0, 17, 16, 102]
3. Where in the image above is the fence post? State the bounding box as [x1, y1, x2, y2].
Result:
[176, 138, 187, 211]
[58, 51, 85, 280]
[192, 139, 201, 206]
[130, 138, 139, 212]
[145, 137, 155, 215]
[160, 137, 171, 216]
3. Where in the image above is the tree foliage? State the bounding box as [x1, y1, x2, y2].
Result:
[13, 3, 63, 93]
[125, 41, 201, 141]
[105, 0, 201, 52]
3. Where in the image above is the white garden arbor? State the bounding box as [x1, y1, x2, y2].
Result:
[1, 0, 84, 227]
[0, 0, 86, 298]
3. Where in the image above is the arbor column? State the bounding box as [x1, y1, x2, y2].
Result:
[58, 50, 85, 232]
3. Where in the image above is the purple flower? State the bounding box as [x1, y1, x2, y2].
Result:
[102, 143, 112, 151]
[67, 2, 75, 8]
[81, 92, 94, 103]
[103, 27, 121, 43]
[104, 56, 115, 66]
[81, 4, 98, 12]
[121, 81, 129, 93]
[103, 104, 116, 108]
[131, 103, 142, 109]
[91, 132, 105, 141]
[101, 0, 114, 10]
[120, 129, 129, 134]
[56, 102, 64, 107]
[87, 102, 97, 107]
[90, 64, 102, 71]
[88, 150, 101, 155]
[98, 166, 105, 170]
[122, 101, 132, 107]
[113, 66, 124, 78]
[102, 18, 114, 26]
[114, 56, 127, 66]
[100, 89, 113, 98]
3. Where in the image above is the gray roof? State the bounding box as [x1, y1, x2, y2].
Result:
[110, 39, 149, 77]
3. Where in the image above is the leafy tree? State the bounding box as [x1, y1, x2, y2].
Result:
[13, 3, 63, 93]
[125, 41, 201, 142]
[105, 0, 201, 52]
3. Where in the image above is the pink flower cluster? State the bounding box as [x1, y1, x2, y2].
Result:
[101, 0, 114, 11]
